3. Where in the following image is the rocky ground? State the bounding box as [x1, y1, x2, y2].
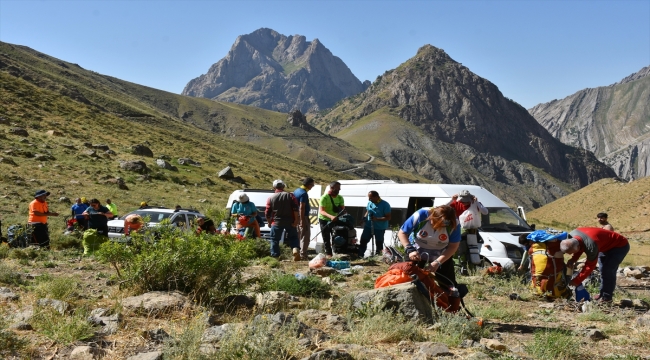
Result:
[1, 242, 650, 360]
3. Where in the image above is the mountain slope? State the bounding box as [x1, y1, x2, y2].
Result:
[528, 66, 650, 180]
[310, 45, 617, 209]
[0, 40, 379, 175]
[182, 28, 368, 114]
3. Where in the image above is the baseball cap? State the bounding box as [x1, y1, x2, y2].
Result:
[459, 189, 472, 202]
[272, 179, 285, 188]
[34, 190, 50, 198]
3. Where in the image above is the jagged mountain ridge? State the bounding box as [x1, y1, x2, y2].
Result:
[182, 28, 368, 114]
[529, 66, 650, 180]
[311, 45, 617, 208]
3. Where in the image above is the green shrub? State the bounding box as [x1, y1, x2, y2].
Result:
[215, 317, 303, 359]
[259, 256, 280, 268]
[50, 234, 82, 250]
[0, 263, 23, 286]
[337, 310, 426, 345]
[525, 329, 581, 360]
[259, 273, 330, 298]
[0, 318, 27, 357]
[0, 244, 9, 259]
[97, 230, 256, 303]
[31, 307, 96, 345]
[163, 318, 209, 360]
[33, 275, 80, 303]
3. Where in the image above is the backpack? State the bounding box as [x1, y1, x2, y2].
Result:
[7, 225, 31, 248]
[375, 262, 461, 313]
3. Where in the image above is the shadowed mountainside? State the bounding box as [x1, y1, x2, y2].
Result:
[529, 66, 650, 180]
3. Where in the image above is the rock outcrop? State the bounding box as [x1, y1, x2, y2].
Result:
[313, 45, 617, 208]
[182, 28, 368, 113]
[529, 66, 650, 180]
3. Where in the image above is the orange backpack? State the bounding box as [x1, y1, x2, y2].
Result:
[375, 262, 460, 312]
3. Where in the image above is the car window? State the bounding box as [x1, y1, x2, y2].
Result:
[172, 214, 187, 228]
[132, 211, 173, 223]
[186, 214, 196, 225]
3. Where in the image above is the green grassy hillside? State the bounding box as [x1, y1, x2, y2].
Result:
[0, 71, 351, 227]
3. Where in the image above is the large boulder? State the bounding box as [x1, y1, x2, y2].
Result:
[8, 127, 28, 136]
[122, 291, 188, 317]
[132, 144, 153, 157]
[36, 298, 70, 314]
[351, 282, 433, 323]
[156, 159, 178, 171]
[218, 166, 234, 179]
[0, 287, 19, 301]
[178, 158, 201, 167]
[120, 160, 149, 174]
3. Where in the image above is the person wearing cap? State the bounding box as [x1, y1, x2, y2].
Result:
[596, 213, 615, 232]
[560, 227, 629, 302]
[318, 181, 345, 257]
[71, 197, 89, 230]
[29, 190, 59, 248]
[139, 202, 149, 209]
[82, 198, 114, 236]
[447, 190, 488, 220]
[294, 177, 315, 260]
[175, 205, 182, 211]
[358, 190, 391, 257]
[265, 180, 301, 260]
[106, 199, 118, 217]
[231, 193, 260, 238]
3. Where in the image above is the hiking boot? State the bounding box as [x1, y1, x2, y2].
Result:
[292, 248, 301, 262]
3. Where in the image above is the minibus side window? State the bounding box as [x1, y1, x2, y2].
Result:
[389, 208, 406, 228]
[342, 206, 366, 227]
[407, 197, 435, 219]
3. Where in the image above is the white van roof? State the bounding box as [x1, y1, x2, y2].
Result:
[333, 181, 509, 208]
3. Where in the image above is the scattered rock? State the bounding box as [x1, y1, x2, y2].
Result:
[466, 352, 492, 360]
[104, 177, 129, 190]
[202, 323, 245, 343]
[119, 160, 149, 174]
[618, 299, 634, 308]
[143, 328, 172, 343]
[92, 144, 110, 151]
[460, 339, 478, 348]
[105, 149, 116, 155]
[0, 157, 17, 166]
[333, 344, 392, 360]
[70, 345, 105, 359]
[0, 117, 8, 125]
[70, 180, 82, 185]
[58, 196, 71, 204]
[61, 143, 76, 149]
[12, 309, 33, 323]
[9, 322, 32, 331]
[0, 287, 19, 301]
[586, 329, 606, 341]
[156, 159, 178, 171]
[158, 154, 171, 160]
[36, 298, 70, 314]
[82, 149, 98, 157]
[46, 130, 63, 136]
[297, 309, 349, 331]
[218, 166, 234, 179]
[87, 308, 122, 335]
[636, 314, 650, 327]
[624, 267, 644, 279]
[132, 144, 153, 157]
[351, 282, 433, 323]
[480, 338, 507, 351]
[633, 299, 650, 310]
[224, 294, 256, 308]
[8, 127, 28, 136]
[126, 351, 163, 360]
[34, 153, 55, 161]
[255, 291, 290, 311]
[417, 342, 452, 357]
[178, 158, 201, 167]
[122, 291, 188, 317]
[302, 349, 353, 360]
[83, 142, 93, 148]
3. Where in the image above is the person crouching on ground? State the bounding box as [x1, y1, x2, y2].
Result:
[560, 227, 629, 302]
[196, 216, 218, 235]
[231, 193, 261, 238]
[28, 189, 59, 248]
[124, 213, 144, 236]
[397, 205, 461, 288]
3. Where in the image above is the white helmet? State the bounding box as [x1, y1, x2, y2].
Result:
[238, 193, 249, 203]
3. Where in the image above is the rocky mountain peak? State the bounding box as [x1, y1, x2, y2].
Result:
[182, 28, 367, 113]
[616, 65, 650, 85]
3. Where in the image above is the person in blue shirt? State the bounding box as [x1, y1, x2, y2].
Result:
[358, 191, 391, 257]
[231, 193, 260, 238]
[70, 197, 89, 230]
[398, 205, 461, 287]
[293, 177, 315, 260]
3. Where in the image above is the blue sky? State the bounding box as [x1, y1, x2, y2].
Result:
[1, 0, 648, 108]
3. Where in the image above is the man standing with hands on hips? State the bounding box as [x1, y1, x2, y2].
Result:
[358, 191, 391, 257]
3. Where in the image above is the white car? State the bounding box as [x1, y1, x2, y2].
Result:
[107, 207, 204, 238]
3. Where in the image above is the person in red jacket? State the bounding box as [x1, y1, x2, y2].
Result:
[560, 227, 630, 302]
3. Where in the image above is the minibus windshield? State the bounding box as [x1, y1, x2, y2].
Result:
[480, 207, 531, 232]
